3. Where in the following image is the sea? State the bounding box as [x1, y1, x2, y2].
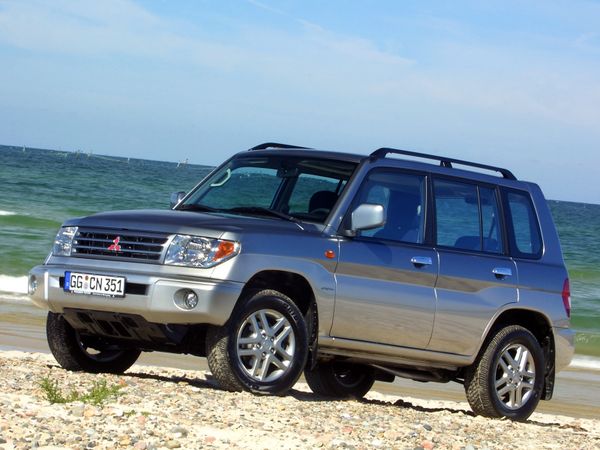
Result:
[1, 145, 599, 363]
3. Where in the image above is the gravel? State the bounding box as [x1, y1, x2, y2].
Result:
[0, 351, 598, 449]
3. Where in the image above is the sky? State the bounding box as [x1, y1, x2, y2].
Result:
[0, 1, 599, 203]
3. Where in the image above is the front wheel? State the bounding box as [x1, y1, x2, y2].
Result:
[206, 289, 308, 394]
[464, 325, 544, 421]
[305, 361, 375, 399]
[46, 312, 141, 374]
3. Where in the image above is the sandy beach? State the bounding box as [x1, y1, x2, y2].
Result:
[1, 295, 600, 449]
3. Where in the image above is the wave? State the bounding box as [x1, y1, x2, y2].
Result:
[570, 355, 600, 371]
[0, 275, 28, 295]
[0, 210, 16, 216]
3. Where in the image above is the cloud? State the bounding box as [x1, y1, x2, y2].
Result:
[0, 0, 250, 70]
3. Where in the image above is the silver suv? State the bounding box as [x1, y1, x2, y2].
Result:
[29, 143, 574, 421]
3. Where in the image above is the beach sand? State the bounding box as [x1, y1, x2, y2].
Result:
[1, 295, 600, 449]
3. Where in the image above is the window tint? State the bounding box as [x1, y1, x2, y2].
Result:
[435, 180, 479, 250]
[506, 191, 542, 257]
[434, 180, 503, 253]
[354, 169, 426, 244]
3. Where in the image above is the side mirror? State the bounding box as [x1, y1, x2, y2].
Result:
[170, 191, 186, 209]
[348, 203, 385, 235]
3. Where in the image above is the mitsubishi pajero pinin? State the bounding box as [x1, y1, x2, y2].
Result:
[29, 143, 574, 421]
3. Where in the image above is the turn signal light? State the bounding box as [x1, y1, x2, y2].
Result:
[214, 241, 237, 261]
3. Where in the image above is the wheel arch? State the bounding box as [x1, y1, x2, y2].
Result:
[476, 307, 556, 400]
[238, 270, 316, 315]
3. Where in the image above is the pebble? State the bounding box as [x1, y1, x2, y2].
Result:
[170, 426, 188, 438]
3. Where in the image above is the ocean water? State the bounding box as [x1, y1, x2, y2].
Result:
[1, 145, 599, 358]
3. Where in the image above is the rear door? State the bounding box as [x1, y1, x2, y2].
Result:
[331, 168, 438, 349]
[428, 178, 518, 356]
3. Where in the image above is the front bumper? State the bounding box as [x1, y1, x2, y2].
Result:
[28, 263, 243, 325]
[554, 326, 576, 373]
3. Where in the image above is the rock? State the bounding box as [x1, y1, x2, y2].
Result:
[422, 440, 434, 450]
[423, 423, 433, 432]
[204, 436, 216, 444]
[165, 440, 181, 449]
[83, 407, 97, 418]
[71, 403, 85, 417]
[170, 426, 188, 438]
[133, 442, 147, 450]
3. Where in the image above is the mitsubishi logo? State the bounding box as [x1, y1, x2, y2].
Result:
[107, 236, 122, 252]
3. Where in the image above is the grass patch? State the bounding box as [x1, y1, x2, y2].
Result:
[39, 377, 122, 406]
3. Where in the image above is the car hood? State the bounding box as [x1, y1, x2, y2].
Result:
[64, 209, 315, 238]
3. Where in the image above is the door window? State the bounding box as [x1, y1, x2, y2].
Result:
[353, 169, 426, 244]
[434, 180, 503, 253]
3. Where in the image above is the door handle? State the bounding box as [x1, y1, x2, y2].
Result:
[492, 267, 513, 278]
[411, 256, 433, 267]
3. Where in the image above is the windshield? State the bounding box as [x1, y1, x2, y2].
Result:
[179, 155, 357, 223]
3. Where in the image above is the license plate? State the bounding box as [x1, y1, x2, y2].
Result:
[64, 272, 125, 298]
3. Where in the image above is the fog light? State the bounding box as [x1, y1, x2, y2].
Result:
[28, 275, 38, 295]
[174, 289, 198, 310]
[184, 290, 198, 309]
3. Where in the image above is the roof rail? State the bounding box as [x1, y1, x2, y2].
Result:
[370, 147, 516, 180]
[248, 142, 312, 151]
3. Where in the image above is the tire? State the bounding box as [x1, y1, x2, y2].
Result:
[464, 325, 544, 421]
[46, 312, 141, 374]
[206, 289, 308, 394]
[305, 361, 375, 399]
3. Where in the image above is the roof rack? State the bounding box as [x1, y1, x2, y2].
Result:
[248, 142, 312, 151]
[370, 147, 516, 180]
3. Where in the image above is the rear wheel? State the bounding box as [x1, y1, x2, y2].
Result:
[305, 361, 375, 399]
[46, 312, 141, 374]
[464, 325, 544, 421]
[206, 289, 308, 394]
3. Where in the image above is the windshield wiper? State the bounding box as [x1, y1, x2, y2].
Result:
[177, 203, 220, 213]
[224, 206, 300, 223]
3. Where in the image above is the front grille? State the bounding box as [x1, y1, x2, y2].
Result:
[72, 228, 169, 263]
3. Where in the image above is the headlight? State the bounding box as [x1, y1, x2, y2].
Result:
[52, 226, 78, 256]
[165, 235, 240, 268]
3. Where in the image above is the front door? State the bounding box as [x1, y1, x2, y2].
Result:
[331, 168, 438, 349]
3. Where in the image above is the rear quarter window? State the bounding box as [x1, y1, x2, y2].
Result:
[504, 189, 542, 258]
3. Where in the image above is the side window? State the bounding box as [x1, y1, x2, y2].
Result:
[353, 169, 426, 244]
[505, 190, 542, 258]
[434, 180, 503, 253]
[434, 180, 480, 250]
